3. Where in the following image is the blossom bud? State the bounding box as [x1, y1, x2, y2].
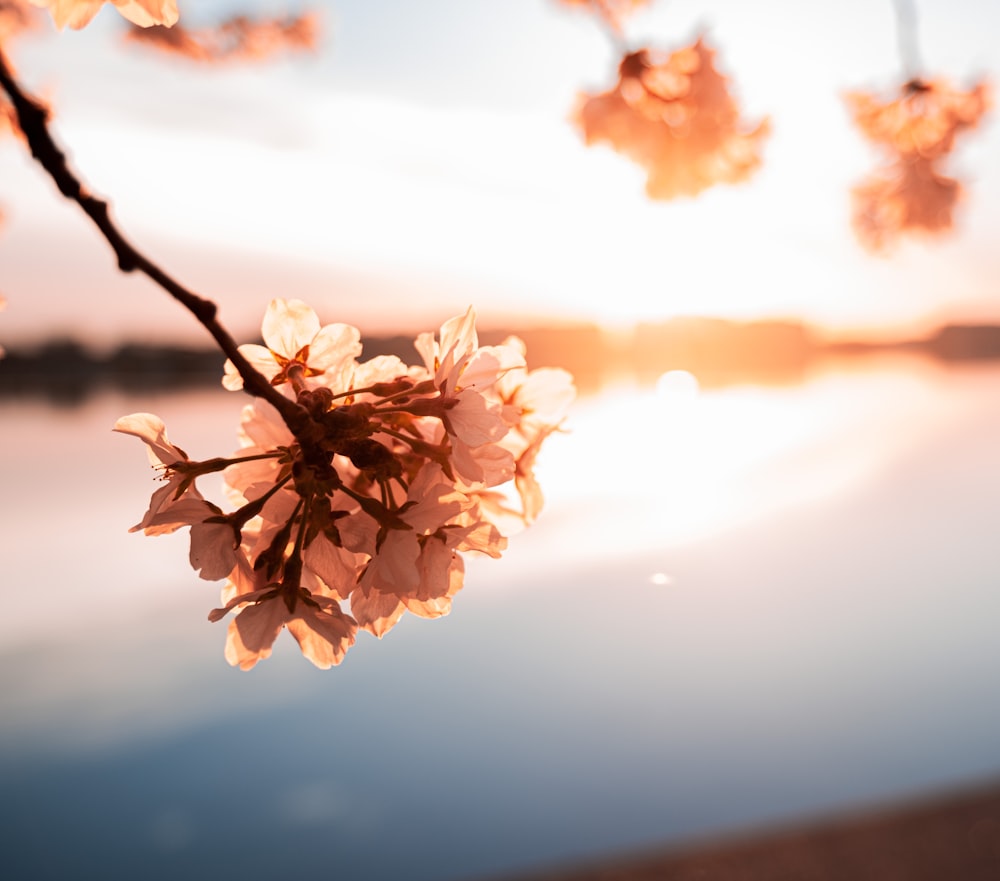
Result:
[369, 378, 415, 397]
[343, 438, 402, 481]
[321, 402, 376, 446]
[298, 386, 335, 417]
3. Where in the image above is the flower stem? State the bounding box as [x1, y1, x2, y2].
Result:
[231, 473, 293, 529]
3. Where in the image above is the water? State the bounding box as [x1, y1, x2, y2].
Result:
[2, 356, 999, 880]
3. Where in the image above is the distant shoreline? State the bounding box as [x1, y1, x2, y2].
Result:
[3, 319, 1000, 404]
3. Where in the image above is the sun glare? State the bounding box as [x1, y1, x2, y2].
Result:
[655, 369, 701, 404]
[521, 363, 946, 572]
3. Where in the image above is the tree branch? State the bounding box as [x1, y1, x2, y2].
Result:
[0, 45, 311, 435]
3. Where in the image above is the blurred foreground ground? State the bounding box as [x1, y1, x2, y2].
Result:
[493, 779, 1000, 881]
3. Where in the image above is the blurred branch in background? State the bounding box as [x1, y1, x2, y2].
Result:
[124, 11, 318, 64]
[892, 0, 923, 80]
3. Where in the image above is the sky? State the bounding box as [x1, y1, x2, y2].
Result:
[1, 0, 1000, 349]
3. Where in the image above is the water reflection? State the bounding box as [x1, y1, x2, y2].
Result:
[1, 358, 999, 880]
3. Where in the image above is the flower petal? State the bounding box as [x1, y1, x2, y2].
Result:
[261, 298, 320, 359]
[286, 606, 357, 669]
[189, 519, 241, 581]
[113, 412, 186, 467]
[222, 344, 279, 391]
[135, 489, 208, 535]
[30, 0, 102, 29]
[349, 587, 405, 638]
[308, 323, 363, 386]
[113, 0, 178, 27]
[446, 389, 507, 447]
[303, 533, 358, 600]
[224, 599, 286, 670]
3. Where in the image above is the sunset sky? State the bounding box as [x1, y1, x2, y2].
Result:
[1, 0, 999, 348]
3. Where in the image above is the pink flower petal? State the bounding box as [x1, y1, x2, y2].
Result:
[286, 606, 357, 669]
[189, 519, 241, 581]
[261, 298, 320, 359]
[114, 0, 178, 28]
[222, 344, 279, 391]
[224, 599, 286, 670]
[349, 588, 405, 638]
[113, 412, 186, 467]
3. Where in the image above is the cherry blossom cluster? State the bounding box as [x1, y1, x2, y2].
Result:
[846, 77, 991, 252]
[575, 38, 769, 199]
[115, 301, 575, 670]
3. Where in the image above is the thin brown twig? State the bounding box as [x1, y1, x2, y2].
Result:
[0, 45, 314, 439]
[892, 0, 923, 81]
[586, 0, 629, 53]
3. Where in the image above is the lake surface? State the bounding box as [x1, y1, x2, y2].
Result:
[2, 355, 999, 880]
